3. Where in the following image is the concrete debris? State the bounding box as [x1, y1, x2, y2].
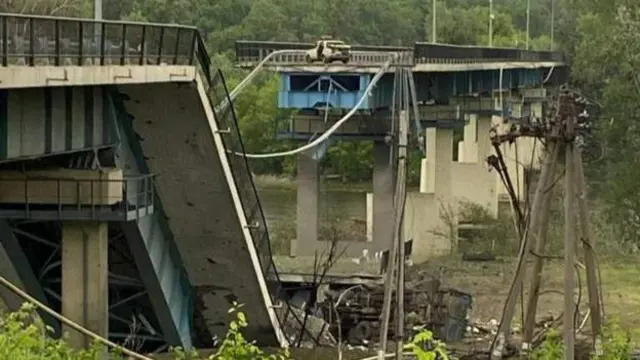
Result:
[278, 305, 337, 348]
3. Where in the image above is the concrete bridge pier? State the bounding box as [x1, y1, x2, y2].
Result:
[294, 151, 320, 256]
[61, 222, 109, 349]
[371, 141, 395, 254]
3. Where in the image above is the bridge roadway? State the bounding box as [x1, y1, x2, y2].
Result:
[234, 40, 566, 73]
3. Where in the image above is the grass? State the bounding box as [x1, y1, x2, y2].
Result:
[406, 255, 640, 345]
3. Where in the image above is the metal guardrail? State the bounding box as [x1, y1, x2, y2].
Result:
[207, 68, 316, 346]
[234, 40, 413, 66]
[234, 40, 566, 67]
[413, 42, 566, 64]
[0, 174, 156, 221]
[0, 12, 197, 66]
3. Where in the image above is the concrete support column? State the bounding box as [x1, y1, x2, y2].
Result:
[372, 141, 395, 251]
[460, 114, 478, 162]
[294, 152, 320, 256]
[420, 128, 453, 198]
[62, 222, 108, 349]
[477, 115, 493, 161]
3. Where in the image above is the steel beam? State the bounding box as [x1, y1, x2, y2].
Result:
[0, 220, 60, 335]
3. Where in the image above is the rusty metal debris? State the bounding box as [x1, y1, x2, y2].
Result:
[314, 278, 473, 346]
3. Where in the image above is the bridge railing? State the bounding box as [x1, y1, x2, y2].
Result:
[234, 40, 413, 66]
[0, 12, 197, 66]
[233, 40, 566, 67]
[413, 42, 566, 64]
[200, 45, 311, 344]
[0, 174, 156, 221]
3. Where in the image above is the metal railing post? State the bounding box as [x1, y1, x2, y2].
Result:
[90, 179, 95, 220]
[78, 21, 84, 65]
[28, 18, 35, 66]
[24, 179, 29, 217]
[76, 180, 81, 212]
[1, 16, 7, 66]
[172, 28, 180, 65]
[57, 179, 62, 218]
[156, 27, 164, 65]
[120, 23, 127, 65]
[99, 22, 106, 65]
[188, 30, 196, 65]
[139, 25, 146, 65]
[54, 20, 60, 66]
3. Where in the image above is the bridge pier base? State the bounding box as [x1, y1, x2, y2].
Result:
[61, 222, 108, 349]
[371, 141, 395, 254]
[294, 152, 320, 256]
[451, 114, 499, 217]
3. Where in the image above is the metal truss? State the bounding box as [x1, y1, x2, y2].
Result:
[7, 220, 170, 354]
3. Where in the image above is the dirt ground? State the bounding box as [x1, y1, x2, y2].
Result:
[274, 253, 640, 356]
[153, 254, 640, 359]
[276, 253, 640, 332]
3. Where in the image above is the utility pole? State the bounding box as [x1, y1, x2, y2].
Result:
[431, 0, 437, 43]
[377, 67, 410, 360]
[550, 0, 555, 50]
[94, 0, 103, 20]
[525, 0, 531, 49]
[489, 0, 494, 47]
[489, 88, 603, 360]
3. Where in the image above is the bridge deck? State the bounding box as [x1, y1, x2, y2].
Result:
[234, 40, 567, 72]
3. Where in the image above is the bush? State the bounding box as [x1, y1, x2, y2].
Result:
[0, 302, 290, 360]
[532, 319, 634, 360]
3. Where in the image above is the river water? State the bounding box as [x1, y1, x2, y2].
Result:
[257, 187, 368, 254]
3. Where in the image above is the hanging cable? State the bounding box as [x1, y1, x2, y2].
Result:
[227, 53, 400, 159]
[216, 50, 305, 113]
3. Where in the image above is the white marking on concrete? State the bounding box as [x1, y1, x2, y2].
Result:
[0, 66, 196, 89]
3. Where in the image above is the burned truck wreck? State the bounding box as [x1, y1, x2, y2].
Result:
[279, 275, 473, 348]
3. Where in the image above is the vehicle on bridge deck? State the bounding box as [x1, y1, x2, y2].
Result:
[305, 39, 351, 64]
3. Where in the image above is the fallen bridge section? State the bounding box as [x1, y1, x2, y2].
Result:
[116, 79, 285, 346]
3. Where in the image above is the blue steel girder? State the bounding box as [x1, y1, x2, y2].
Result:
[0, 220, 60, 335]
[109, 88, 193, 350]
[279, 73, 370, 110]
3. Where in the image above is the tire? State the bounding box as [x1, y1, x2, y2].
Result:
[347, 321, 374, 344]
[341, 58, 349, 64]
[305, 54, 312, 63]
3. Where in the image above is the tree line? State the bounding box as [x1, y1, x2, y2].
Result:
[4, 0, 640, 244]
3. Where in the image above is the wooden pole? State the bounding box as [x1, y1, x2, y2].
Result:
[491, 136, 556, 360]
[378, 69, 404, 360]
[563, 114, 576, 360]
[522, 140, 560, 350]
[394, 109, 409, 360]
[573, 148, 603, 347]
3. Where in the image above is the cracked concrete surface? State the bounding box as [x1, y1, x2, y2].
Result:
[119, 82, 277, 346]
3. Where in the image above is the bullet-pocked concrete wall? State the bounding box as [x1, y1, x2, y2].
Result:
[0, 86, 113, 160]
[118, 82, 277, 345]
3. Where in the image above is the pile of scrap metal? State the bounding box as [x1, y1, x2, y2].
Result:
[319, 278, 473, 346]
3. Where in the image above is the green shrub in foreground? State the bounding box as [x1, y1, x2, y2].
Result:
[0, 302, 291, 360]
